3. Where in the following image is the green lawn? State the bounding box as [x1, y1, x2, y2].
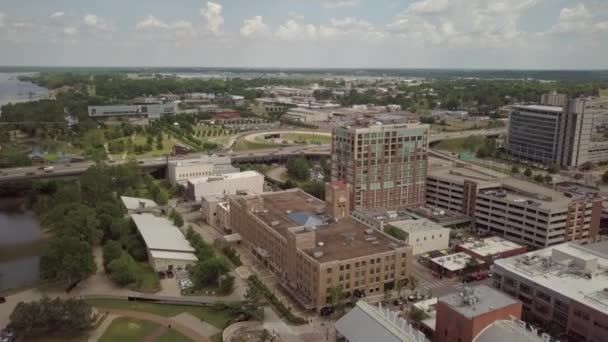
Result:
[233, 139, 277, 151]
[99, 317, 192, 342]
[280, 133, 331, 144]
[131, 263, 161, 293]
[600, 88, 608, 98]
[434, 136, 484, 153]
[85, 299, 234, 329]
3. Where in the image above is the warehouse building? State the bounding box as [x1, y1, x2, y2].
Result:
[186, 170, 264, 201]
[130, 213, 198, 272]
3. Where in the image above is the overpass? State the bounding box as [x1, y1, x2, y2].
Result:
[0, 128, 504, 183]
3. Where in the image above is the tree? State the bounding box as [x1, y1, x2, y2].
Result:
[464, 258, 480, 273]
[170, 209, 184, 227]
[544, 175, 553, 184]
[602, 171, 608, 184]
[384, 225, 406, 240]
[410, 306, 429, 322]
[286, 156, 310, 181]
[9, 297, 95, 337]
[534, 174, 545, 183]
[547, 164, 560, 174]
[581, 161, 593, 171]
[524, 168, 533, 177]
[329, 286, 345, 315]
[511, 165, 520, 174]
[301, 181, 325, 200]
[107, 253, 137, 286]
[40, 235, 96, 284]
[102, 240, 123, 271]
[408, 275, 419, 293]
[192, 256, 230, 288]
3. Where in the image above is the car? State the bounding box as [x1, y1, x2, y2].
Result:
[108, 160, 116, 163]
[320, 306, 334, 316]
[26, 172, 35, 176]
[38, 166, 45, 170]
[138, 161, 144, 164]
[393, 299, 405, 306]
[158, 271, 166, 279]
[65, 164, 72, 167]
[166, 270, 174, 278]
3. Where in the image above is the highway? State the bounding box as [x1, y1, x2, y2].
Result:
[0, 128, 504, 183]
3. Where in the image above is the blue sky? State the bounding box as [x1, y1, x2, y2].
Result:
[0, 0, 607, 68]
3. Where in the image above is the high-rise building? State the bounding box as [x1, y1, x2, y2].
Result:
[331, 120, 430, 211]
[506, 94, 603, 168]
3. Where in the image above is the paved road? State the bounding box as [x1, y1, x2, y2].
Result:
[0, 128, 504, 183]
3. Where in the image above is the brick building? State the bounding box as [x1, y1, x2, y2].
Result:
[434, 285, 523, 342]
[227, 183, 412, 311]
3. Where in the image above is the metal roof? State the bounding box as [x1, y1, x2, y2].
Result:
[130, 214, 195, 253]
[149, 250, 198, 261]
[121, 196, 158, 210]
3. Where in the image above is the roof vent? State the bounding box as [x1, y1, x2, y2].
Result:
[285, 210, 292, 214]
[313, 251, 324, 259]
[270, 221, 280, 227]
[364, 229, 374, 234]
[318, 242, 325, 247]
[371, 241, 380, 245]
[306, 198, 314, 203]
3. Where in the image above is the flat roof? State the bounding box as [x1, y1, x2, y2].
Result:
[389, 219, 449, 234]
[130, 214, 195, 253]
[493, 242, 608, 315]
[439, 285, 519, 319]
[335, 301, 429, 342]
[121, 196, 158, 210]
[458, 237, 524, 257]
[149, 250, 198, 261]
[474, 319, 546, 342]
[512, 104, 563, 113]
[427, 165, 504, 184]
[250, 189, 408, 262]
[431, 252, 485, 272]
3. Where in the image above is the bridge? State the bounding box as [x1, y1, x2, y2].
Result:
[0, 129, 504, 183]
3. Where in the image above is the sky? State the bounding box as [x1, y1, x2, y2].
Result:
[0, 0, 607, 69]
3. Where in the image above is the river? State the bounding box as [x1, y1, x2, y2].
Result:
[0, 72, 49, 108]
[0, 209, 44, 291]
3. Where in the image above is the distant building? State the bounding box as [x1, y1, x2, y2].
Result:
[434, 285, 523, 342]
[88, 103, 178, 119]
[335, 301, 429, 342]
[492, 241, 608, 342]
[167, 156, 239, 186]
[185, 170, 264, 201]
[386, 219, 450, 255]
[212, 111, 241, 120]
[430, 252, 486, 278]
[283, 107, 331, 123]
[332, 121, 429, 211]
[130, 213, 198, 272]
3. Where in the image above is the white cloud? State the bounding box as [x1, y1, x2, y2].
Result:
[63, 26, 78, 36]
[200, 1, 224, 35]
[319, 17, 384, 40]
[135, 15, 196, 38]
[322, 0, 360, 9]
[83, 14, 111, 31]
[49, 11, 65, 19]
[0, 12, 5, 27]
[388, 0, 541, 47]
[275, 19, 317, 41]
[240, 16, 270, 38]
[547, 3, 608, 34]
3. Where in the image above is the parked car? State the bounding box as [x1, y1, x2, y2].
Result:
[320, 306, 334, 316]
[166, 270, 174, 278]
[0, 328, 15, 342]
[158, 271, 166, 279]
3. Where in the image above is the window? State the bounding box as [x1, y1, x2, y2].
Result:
[340, 265, 344, 271]
[327, 268, 332, 273]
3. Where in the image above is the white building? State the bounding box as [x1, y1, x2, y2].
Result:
[335, 301, 429, 342]
[120, 196, 158, 213]
[167, 156, 239, 186]
[431, 252, 485, 276]
[88, 103, 178, 119]
[387, 219, 450, 255]
[186, 170, 264, 201]
[201, 194, 231, 232]
[283, 107, 331, 123]
[130, 213, 198, 272]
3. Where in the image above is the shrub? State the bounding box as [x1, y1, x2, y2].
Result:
[248, 275, 306, 325]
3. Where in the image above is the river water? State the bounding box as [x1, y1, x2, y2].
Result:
[0, 210, 43, 291]
[0, 72, 49, 108]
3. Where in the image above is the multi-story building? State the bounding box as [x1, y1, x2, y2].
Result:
[506, 94, 606, 168]
[227, 182, 412, 311]
[386, 219, 450, 255]
[492, 241, 608, 342]
[331, 120, 429, 211]
[427, 165, 602, 248]
[434, 285, 523, 342]
[88, 102, 177, 119]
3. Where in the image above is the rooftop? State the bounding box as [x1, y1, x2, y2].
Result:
[169, 155, 233, 167]
[439, 285, 519, 319]
[493, 241, 608, 315]
[250, 189, 408, 263]
[458, 237, 525, 257]
[187, 170, 262, 185]
[431, 252, 485, 272]
[474, 319, 547, 342]
[130, 213, 195, 253]
[121, 196, 158, 210]
[335, 301, 429, 342]
[389, 219, 448, 234]
[511, 104, 563, 113]
[149, 250, 198, 261]
[427, 165, 504, 184]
